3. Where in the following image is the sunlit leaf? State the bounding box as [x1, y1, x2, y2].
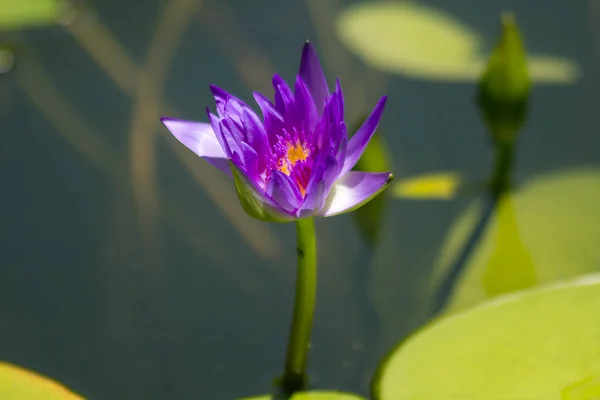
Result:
[289, 393, 366, 400]
[0, 0, 62, 29]
[337, 1, 481, 81]
[528, 55, 581, 82]
[562, 374, 600, 400]
[0, 361, 84, 399]
[336, 1, 579, 83]
[392, 172, 461, 200]
[432, 167, 600, 313]
[480, 195, 537, 296]
[238, 391, 366, 400]
[373, 275, 600, 400]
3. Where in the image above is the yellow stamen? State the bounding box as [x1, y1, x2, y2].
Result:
[278, 141, 310, 195]
[287, 142, 309, 165]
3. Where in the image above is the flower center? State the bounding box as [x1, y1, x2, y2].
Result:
[277, 141, 311, 195]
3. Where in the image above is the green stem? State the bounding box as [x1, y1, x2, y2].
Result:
[491, 138, 515, 197]
[281, 217, 317, 393]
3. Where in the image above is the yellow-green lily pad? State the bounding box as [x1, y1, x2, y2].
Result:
[392, 171, 462, 200]
[373, 275, 600, 400]
[336, 1, 579, 83]
[0, 361, 84, 399]
[239, 391, 366, 400]
[432, 167, 600, 313]
[0, 0, 62, 29]
[391, 171, 491, 200]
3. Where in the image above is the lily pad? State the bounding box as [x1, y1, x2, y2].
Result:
[373, 275, 600, 400]
[0, 361, 84, 399]
[391, 171, 492, 200]
[239, 391, 366, 400]
[392, 171, 462, 200]
[432, 167, 600, 312]
[336, 1, 579, 83]
[561, 374, 600, 400]
[0, 0, 62, 29]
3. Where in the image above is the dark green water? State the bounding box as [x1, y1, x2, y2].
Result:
[1, 0, 599, 399]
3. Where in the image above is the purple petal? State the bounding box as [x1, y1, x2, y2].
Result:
[266, 170, 303, 213]
[272, 74, 294, 116]
[328, 81, 345, 151]
[299, 41, 329, 115]
[161, 117, 231, 176]
[293, 76, 319, 136]
[242, 109, 269, 164]
[340, 96, 388, 176]
[240, 142, 259, 181]
[311, 89, 337, 150]
[208, 110, 242, 159]
[207, 110, 232, 157]
[297, 153, 339, 217]
[311, 82, 344, 151]
[296, 162, 326, 219]
[253, 92, 285, 146]
[210, 84, 251, 117]
[335, 122, 348, 176]
[318, 171, 393, 217]
[331, 79, 344, 123]
[220, 116, 245, 152]
[230, 162, 297, 222]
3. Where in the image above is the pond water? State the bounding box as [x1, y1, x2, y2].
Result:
[1, 0, 599, 399]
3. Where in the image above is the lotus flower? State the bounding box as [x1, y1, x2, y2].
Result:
[161, 42, 392, 222]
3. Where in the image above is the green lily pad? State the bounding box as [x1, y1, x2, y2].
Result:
[561, 374, 600, 399]
[336, 1, 579, 83]
[373, 275, 600, 400]
[0, 0, 62, 29]
[0, 361, 85, 399]
[432, 167, 600, 313]
[392, 171, 462, 200]
[391, 171, 492, 200]
[239, 391, 366, 400]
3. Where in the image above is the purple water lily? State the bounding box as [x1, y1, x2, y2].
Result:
[161, 42, 392, 222]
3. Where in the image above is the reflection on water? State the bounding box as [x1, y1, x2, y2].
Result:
[1, 0, 599, 399]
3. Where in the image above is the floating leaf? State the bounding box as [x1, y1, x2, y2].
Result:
[528, 55, 580, 82]
[0, 361, 84, 399]
[0, 0, 62, 29]
[336, 1, 579, 83]
[480, 195, 537, 296]
[238, 391, 366, 400]
[373, 275, 600, 400]
[392, 172, 462, 200]
[432, 167, 600, 313]
[562, 374, 600, 400]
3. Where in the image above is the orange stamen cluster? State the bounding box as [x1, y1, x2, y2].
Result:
[278, 142, 310, 195]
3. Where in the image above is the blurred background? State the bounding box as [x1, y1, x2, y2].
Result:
[0, 0, 598, 399]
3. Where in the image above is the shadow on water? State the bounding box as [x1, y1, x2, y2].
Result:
[432, 18, 531, 314]
[431, 143, 515, 315]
